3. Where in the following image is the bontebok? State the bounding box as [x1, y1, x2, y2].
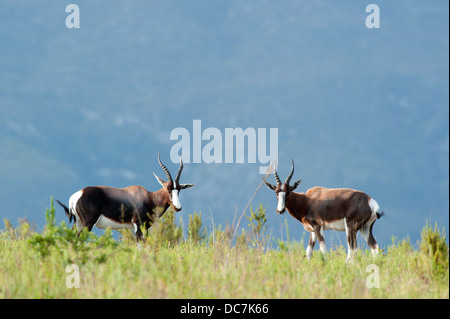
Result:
[56, 154, 194, 241]
[264, 160, 383, 262]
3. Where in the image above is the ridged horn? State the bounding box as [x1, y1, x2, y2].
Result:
[158, 153, 173, 183]
[175, 155, 183, 184]
[285, 159, 295, 185]
[274, 171, 281, 185]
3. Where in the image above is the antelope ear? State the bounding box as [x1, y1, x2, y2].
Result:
[291, 178, 302, 191]
[264, 181, 277, 191]
[153, 173, 166, 187]
[180, 183, 194, 190]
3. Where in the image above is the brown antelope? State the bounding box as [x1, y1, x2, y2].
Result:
[264, 160, 383, 262]
[56, 154, 193, 241]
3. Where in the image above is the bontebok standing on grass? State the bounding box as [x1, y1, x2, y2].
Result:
[56, 153, 194, 241]
[264, 160, 383, 262]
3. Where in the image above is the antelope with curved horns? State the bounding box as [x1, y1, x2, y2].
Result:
[56, 153, 194, 241]
[264, 160, 383, 262]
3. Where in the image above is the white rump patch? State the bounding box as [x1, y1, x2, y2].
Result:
[369, 198, 380, 216]
[277, 192, 286, 212]
[172, 189, 182, 210]
[94, 215, 134, 230]
[69, 190, 83, 229]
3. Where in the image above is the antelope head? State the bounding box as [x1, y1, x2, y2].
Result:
[153, 153, 194, 212]
[264, 159, 302, 214]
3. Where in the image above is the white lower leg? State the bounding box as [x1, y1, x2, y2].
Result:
[306, 245, 313, 260]
[319, 241, 327, 254]
[306, 232, 316, 260]
[319, 227, 326, 254]
[344, 218, 355, 263]
[371, 243, 379, 257]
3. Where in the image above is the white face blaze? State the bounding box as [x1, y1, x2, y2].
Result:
[277, 191, 286, 212]
[171, 189, 182, 210]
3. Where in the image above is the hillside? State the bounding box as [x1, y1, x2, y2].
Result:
[0, 1, 448, 246]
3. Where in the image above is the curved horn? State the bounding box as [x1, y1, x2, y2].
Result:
[285, 159, 295, 185]
[158, 153, 172, 183]
[274, 171, 281, 185]
[175, 155, 183, 184]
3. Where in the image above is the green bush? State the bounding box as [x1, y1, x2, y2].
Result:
[419, 221, 449, 277]
[209, 222, 234, 247]
[246, 204, 270, 250]
[27, 197, 119, 263]
[187, 212, 206, 245]
[146, 207, 183, 247]
[2, 218, 34, 240]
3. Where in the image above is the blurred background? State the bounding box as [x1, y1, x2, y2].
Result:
[0, 0, 448, 247]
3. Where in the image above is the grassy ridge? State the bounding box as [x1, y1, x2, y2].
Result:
[0, 201, 448, 299]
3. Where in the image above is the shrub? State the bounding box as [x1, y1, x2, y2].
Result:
[146, 207, 183, 247]
[419, 221, 449, 277]
[28, 197, 119, 263]
[2, 218, 34, 240]
[246, 204, 270, 250]
[187, 212, 206, 245]
[209, 222, 234, 247]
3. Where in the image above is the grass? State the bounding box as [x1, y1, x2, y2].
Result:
[0, 199, 448, 299]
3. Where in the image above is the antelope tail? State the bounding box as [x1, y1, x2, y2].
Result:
[376, 211, 385, 219]
[56, 200, 74, 224]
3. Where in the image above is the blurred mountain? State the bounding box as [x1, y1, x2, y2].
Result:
[0, 0, 448, 245]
